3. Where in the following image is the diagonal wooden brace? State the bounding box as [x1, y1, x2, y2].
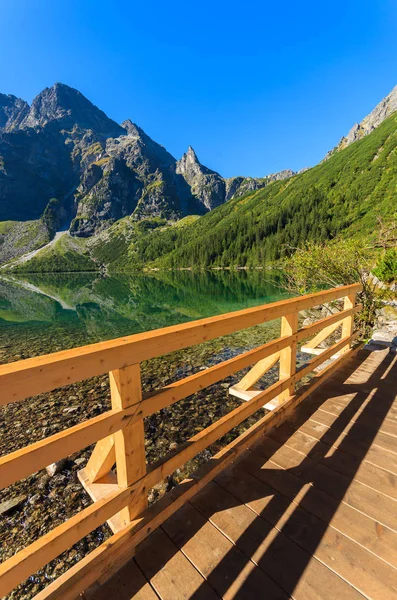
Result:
[84, 435, 116, 483]
[301, 319, 341, 355]
[236, 351, 281, 391]
[229, 350, 280, 409]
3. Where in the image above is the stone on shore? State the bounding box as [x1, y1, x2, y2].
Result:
[0, 495, 27, 516]
[46, 458, 67, 477]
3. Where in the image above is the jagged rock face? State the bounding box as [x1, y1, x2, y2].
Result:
[266, 169, 296, 183]
[0, 127, 76, 221]
[0, 84, 124, 223]
[0, 94, 29, 131]
[71, 158, 143, 236]
[72, 124, 198, 234]
[225, 176, 266, 200]
[106, 121, 175, 176]
[176, 147, 226, 210]
[326, 84, 397, 158]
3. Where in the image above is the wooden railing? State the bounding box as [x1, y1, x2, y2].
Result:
[0, 283, 363, 599]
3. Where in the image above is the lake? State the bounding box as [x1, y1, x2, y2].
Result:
[0, 269, 289, 363]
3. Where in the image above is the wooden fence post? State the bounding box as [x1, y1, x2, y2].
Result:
[110, 364, 147, 527]
[341, 293, 356, 353]
[278, 312, 298, 403]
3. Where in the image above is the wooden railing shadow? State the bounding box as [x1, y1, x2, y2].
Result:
[123, 349, 396, 600]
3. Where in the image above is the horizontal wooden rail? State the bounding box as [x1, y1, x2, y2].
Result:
[0, 304, 361, 491]
[0, 283, 361, 405]
[0, 283, 363, 598]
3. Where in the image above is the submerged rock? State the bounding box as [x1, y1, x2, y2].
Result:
[46, 458, 67, 477]
[0, 494, 27, 516]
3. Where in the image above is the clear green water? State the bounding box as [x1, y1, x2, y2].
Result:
[0, 270, 289, 362]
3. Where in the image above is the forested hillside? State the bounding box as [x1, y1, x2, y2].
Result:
[144, 112, 397, 268]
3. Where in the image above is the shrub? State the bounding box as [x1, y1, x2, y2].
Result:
[373, 248, 397, 283]
[285, 238, 378, 335]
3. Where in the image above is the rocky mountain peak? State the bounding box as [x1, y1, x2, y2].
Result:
[177, 146, 216, 178]
[176, 147, 226, 210]
[121, 119, 142, 137]
[18, 82, 124, 137]
[186, 145, 198, 159]
[326, 83, 397, 158]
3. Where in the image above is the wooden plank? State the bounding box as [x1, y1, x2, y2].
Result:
[110, 365, 147, 527]
[318, 403, 397, 438]
[191, 480, 363, 599]
[83, 558, 158, 600]
[253, 436, 397, 531]
[298, 419, 397, 474]
[31, 346, 362, 600]
[84, 435, 116, 483]
[134, 527, 219, 600]
[218, 457, 397, 571]
[216, 461, 397, 599]
[309, 411, 397, 455]
[268, 427, 397, 500]
[279, 312, 298, 403]
[0, 283, 362, 405]
[162, 502, 288, 600]
[317, 396, 397, 431]
[77, 468, 124, 534]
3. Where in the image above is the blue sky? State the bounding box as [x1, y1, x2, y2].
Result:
[1, 0, 397, 177]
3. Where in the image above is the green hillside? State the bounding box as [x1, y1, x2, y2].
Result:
[145, 112, 397, 268]
[10, 112, 397, 273]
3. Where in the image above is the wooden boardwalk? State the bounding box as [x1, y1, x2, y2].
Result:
[85, 347, 397, 600]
